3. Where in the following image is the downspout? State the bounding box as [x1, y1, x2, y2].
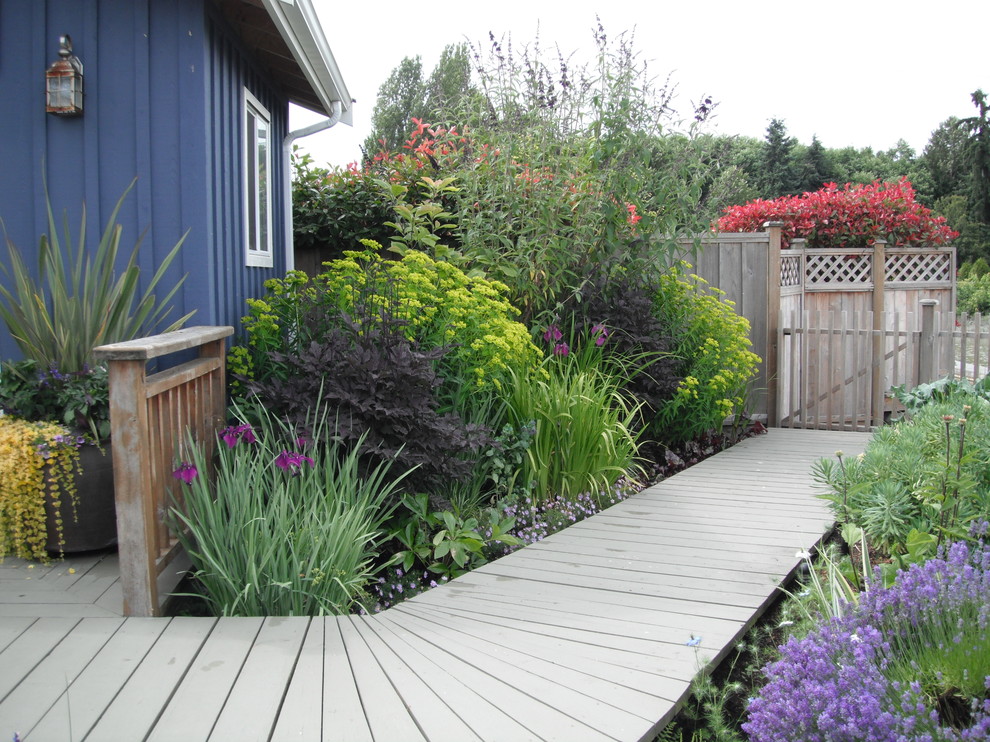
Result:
[282, 99, 343, 272]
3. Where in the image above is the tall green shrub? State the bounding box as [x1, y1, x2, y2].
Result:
[291, 151, 393, 263]
[312, 247, 543, 403]
[957, 273, 990, 314]
[229, 250, 543, 495]
[363, 26, 716, 326]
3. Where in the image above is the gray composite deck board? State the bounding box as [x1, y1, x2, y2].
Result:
[208, 617, 311, 742]
[85, 617, 216, 742]
[348, 616, 485, 742]
[269, 618, 325, 742]
[0, 617, 124, 737]
[337, 616, 430, 742]
[0, 428, 871, 741]
[26, 618, 169, 742]
[0, 550, 123, 618]
[145, 616, 264, 742]
[321, 618, 376, 742]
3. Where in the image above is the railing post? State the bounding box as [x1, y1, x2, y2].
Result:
[919, 300, 938, 384]
[869, 240, 887, 427]
[764, 221, 783, 426]
[105, 357, 159, 616]
[950, 245, 958, 313]
[200, 337, 229, 434]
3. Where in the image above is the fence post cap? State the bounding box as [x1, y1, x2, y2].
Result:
[762, 221, 785, 228]
[920, 299, 938, 307]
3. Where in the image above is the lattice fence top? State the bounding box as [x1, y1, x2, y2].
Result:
[886, 251, 953, 283]
[780, 254, 802, 287]
[805, 253, 872, 285]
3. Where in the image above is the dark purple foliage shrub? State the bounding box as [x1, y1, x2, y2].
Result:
[559, 271, 681, 423]
[246, 311, 490, 497]
[744, 540, 990, 741]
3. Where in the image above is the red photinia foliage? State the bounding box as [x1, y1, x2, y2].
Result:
[716, 179, 958, 248]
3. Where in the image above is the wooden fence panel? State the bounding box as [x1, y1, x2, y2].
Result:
[680, 231, 776, 422]
[94, 326, 233, 616]
[939, 311, 990, 383]
[779, 310, 909, 431]
[689, 234, 954, 426]
[778, 304, 990, 431]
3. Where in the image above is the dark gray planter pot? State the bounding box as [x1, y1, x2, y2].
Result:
[45, 443, 117, 553]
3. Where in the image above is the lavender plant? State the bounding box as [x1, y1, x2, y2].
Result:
[744, 538, 990, 741]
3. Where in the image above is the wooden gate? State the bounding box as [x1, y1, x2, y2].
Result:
[778, 302, 990, 431]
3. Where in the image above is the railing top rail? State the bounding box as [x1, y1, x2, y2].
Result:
[94, 326, 234, 361]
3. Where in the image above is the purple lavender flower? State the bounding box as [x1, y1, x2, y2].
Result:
[744, 540, 990, 741]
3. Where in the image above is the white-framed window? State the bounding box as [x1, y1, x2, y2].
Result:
[244, 89, 273, 267]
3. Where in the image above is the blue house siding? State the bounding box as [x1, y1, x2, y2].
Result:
[0, 0, 291, 361]
[204, 5, 289, 338]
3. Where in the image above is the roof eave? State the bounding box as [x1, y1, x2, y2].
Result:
[260, 0, 353, 124]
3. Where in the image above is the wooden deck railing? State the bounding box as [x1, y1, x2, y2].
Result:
[94, 326, 233, 616]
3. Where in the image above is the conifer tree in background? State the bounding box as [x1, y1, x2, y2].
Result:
[759, 118, 798, 198]
[958, 89, 990, 226]
[795, 135, 835, 193]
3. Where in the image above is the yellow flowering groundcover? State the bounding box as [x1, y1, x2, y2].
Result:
[0, 416, 80, 561]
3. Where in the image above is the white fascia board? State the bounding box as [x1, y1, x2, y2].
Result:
[260, 0, 353, 124]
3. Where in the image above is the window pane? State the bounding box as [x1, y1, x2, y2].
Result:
[244, 90, 273, 266]
[257, 117, 269, 253]
[246, 112, 258, 253]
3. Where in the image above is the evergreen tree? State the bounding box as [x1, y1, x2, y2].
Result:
[796, 135, 835, 192]
[924, 117, 970, 201]
[759, 119, 797, 198]
[957, 89, 990, 224]
[424, 44, 475, 119]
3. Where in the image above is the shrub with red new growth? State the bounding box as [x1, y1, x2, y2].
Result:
[368, 118, 473, 188]
[717, 179, 958, 248]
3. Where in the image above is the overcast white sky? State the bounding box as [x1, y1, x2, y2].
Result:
[291, 0, 988, 169]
